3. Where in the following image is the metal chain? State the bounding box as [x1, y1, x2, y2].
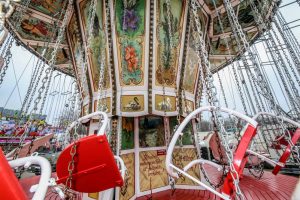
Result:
[24, 62, 46, 115]
[274, 13, 300, 77]
[216, 71, 228, 108]
[0, 0, 31, 86]
[21, 0, 68, 115]
[191, 1, 244, 198]
[271, 29, 300, 88]
[248, 0, 300, 114]
[0, 35, 12, 58]
[76, 0, 98, 99]
[162, 0, 173, 116]
[223, 0, 278, 118]
[65, 125, 79, 191]
[0, 42, 12, 85]
[20, 54, 44, 115]
[276, 11, 300, 62]
[31, 0, 73, 115]
[120, 170, 129, 196]
[265, 31, 300, 113]
[26, 135, 36, 156]
[96, 0, 109, 113]
[223, 3, 264, 114]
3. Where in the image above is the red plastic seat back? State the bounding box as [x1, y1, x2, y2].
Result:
[0, 147, 27, 200]
[222, 124, 257, 196]
[272, 128, 300, 175]
[56, 134, 123, 193]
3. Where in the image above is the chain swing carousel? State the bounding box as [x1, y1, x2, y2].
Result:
[0, 0, 300, 199]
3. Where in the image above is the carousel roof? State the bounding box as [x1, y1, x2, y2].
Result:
[6, 0, 277, 76]
[5, 0, 278, 116]
[6, 0, 73, 75]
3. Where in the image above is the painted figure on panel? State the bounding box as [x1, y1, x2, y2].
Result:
[31, 0, 64, 15]
[139, 116, 165, 147]
[121, 41, 143, 85]
[116, 0, 145, 86]
[155, 95, 176, 112]
[123, 97, 141, 111]
[182, 99, 194, 114]
[121, 118, 134, 150]
[122, 0, 139, 32]
[158, 97, 172, 111]
[122, 95, 144, 112]
[169, 117, 193, 145]
[119, 153, 135, 199]
[21, 19, 53, 39]
[33, 46, 70, 65]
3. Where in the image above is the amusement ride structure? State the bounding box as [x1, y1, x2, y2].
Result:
[0, 0, 299, 199]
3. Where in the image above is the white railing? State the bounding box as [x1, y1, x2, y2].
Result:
[252, 112, 300, 127]
[8, 155, 51, 200]
[67, 111, 109, 135]
[166, 106, 258, 200]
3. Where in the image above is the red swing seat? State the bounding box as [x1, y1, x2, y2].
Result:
[222, 124, 257, 197]
[56, 134, 123, 193]
[272, 128, 300, 175]
[0, 147, 27, 200]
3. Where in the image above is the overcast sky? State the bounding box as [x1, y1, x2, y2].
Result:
[0, 0, 299, 123]
[0, 43, 75, 124]
[213, 1, 300, 115]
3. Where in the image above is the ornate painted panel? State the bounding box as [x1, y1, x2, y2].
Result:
[93, 98, 111, 113]
[209, 59, 227, 71]
[173, 148, 200, 185]
[237, 0, 256, 29]
[119, 153, 135, 200]
[183, 49, 199, 94]
[87, 193, 99, 199]
[31, 45, 71, 65]
[155, 95, 176, 112]
[181, 99, 194, 115]
[203, 0, 223, 10]
[139, 150, 168, 192]
[169, 117, 193, 145]
[210, 31, 257, 56]
[212, 8, 234, 35]
[121, 95, 144, 112]
[79, 0, 110, 91]
[82, 104, 89, 116]
[210, 37, 239, 56]
[29, 0, 66, 17]
[115, 0, 146, 86]
[9, 10, 67, 43]
[9, 13, 53, 41]
[68, 14, 88, 97]
[121, 117, 134, 150]
[155, 0, 186, 87]
[139, 116, 165, 147]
